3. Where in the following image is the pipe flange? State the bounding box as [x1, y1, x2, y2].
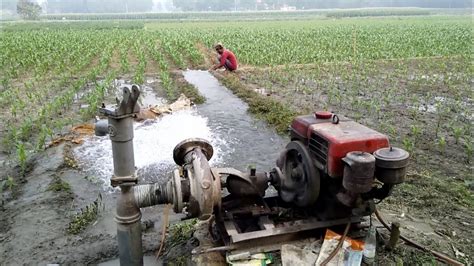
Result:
[111, 174, 138, 187]
[173, 138, 214, 166]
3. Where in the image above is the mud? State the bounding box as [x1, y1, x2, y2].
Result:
[0, 75, 186, 265]
[0, 143, 183, 265]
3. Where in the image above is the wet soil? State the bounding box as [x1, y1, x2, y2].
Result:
[0, 74, 184, 265]
[0, 142, 182, 265]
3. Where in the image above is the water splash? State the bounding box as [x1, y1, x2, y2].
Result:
[74, 70, 288, 192]
[74, 109, 228, 191]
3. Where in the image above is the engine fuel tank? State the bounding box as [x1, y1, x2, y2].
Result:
[311, 120, 389, 177]
[290, 112, 389, 178]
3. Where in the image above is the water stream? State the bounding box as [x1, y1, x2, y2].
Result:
[183, 70, 288, 170]
[74, 71, 288, 191]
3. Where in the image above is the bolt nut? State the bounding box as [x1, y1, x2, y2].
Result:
[201, 180, 210, 189]
[108, 125, 116, 137]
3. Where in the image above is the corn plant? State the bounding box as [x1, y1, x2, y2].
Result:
[437, 137, 447, 155]
[16, 142, 27, 176]
[402, 137, 415, 156]
[465, 140, 473, 164]
[452, 126, 463, 145]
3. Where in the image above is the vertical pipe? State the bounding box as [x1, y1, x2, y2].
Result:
[108, 116, 143, 266]
[116, 186, 143, 266]
[109, 117, 135, 178]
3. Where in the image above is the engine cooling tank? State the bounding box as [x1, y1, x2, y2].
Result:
[342, 151, 376, 193]
[373, 147, 409, 184]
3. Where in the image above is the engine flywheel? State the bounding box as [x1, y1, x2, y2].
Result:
[279, 141, 320, 207]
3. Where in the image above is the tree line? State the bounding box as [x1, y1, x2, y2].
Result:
[175, 0, 472, 11]
[2, 0, 471, 15]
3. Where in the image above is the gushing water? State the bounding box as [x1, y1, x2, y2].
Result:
[74, 71, 288, 191]
[75, 109, 228, 191]
[183, 70, 288, 171]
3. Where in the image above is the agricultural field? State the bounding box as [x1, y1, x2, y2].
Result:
[0, 14, 472, 264]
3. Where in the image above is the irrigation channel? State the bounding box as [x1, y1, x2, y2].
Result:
[75, 70, 288, 190]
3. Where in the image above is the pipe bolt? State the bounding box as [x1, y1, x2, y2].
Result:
[201, 180, 211, 189]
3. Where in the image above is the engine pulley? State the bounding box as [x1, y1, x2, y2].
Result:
[276, 141, 320, 207]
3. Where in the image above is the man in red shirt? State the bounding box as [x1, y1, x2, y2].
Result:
[211, 43, 238, 71]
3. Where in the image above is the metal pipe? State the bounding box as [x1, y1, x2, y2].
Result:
[133, 183, 173, 208]
[109, 114, 143, 266]
[108, 116, 135, 179]
[100, 86, 173, 266]
[116, 185, 143, 266]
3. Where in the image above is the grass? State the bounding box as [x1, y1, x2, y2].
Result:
[379, 246, 437, 265]
[47, 175, 71, 192]
[166, 218, 198, 248]
[67, 193, 103, 234]
[392, 171, 474, 212]
[221, 74, 298, 134]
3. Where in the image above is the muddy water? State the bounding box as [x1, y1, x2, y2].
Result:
[183, 70, 288, 170]
[74, 71, 288, 191]
[74, 110, 227, 190]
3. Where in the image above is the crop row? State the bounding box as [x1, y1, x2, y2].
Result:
[1, 16, 471, 174]
[147, 16, 471, 66]
[244, 57, 473, 163]
[36, 8, 450, 21]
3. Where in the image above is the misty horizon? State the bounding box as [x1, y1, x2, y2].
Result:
[1, 0, 471, 14]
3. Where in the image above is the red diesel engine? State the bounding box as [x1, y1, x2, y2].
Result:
[272, 111, 409, 219]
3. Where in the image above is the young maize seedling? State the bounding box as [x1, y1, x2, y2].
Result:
[465, 141, 473, 164]
[6, 176, 16, 190]
[437, 137, 446, 155]
[402, 137, 415, 157]
[16, 142, 27, 176]
[451, 126, 463, 145]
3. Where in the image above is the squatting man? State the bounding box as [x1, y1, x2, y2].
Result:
[210, 43, 238, 71]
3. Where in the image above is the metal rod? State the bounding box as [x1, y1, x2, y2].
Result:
[192, 245, 236, 255]
[375, 209, 463, 266]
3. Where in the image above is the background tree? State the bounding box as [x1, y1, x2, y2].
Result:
[17, 0, 42, 20]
